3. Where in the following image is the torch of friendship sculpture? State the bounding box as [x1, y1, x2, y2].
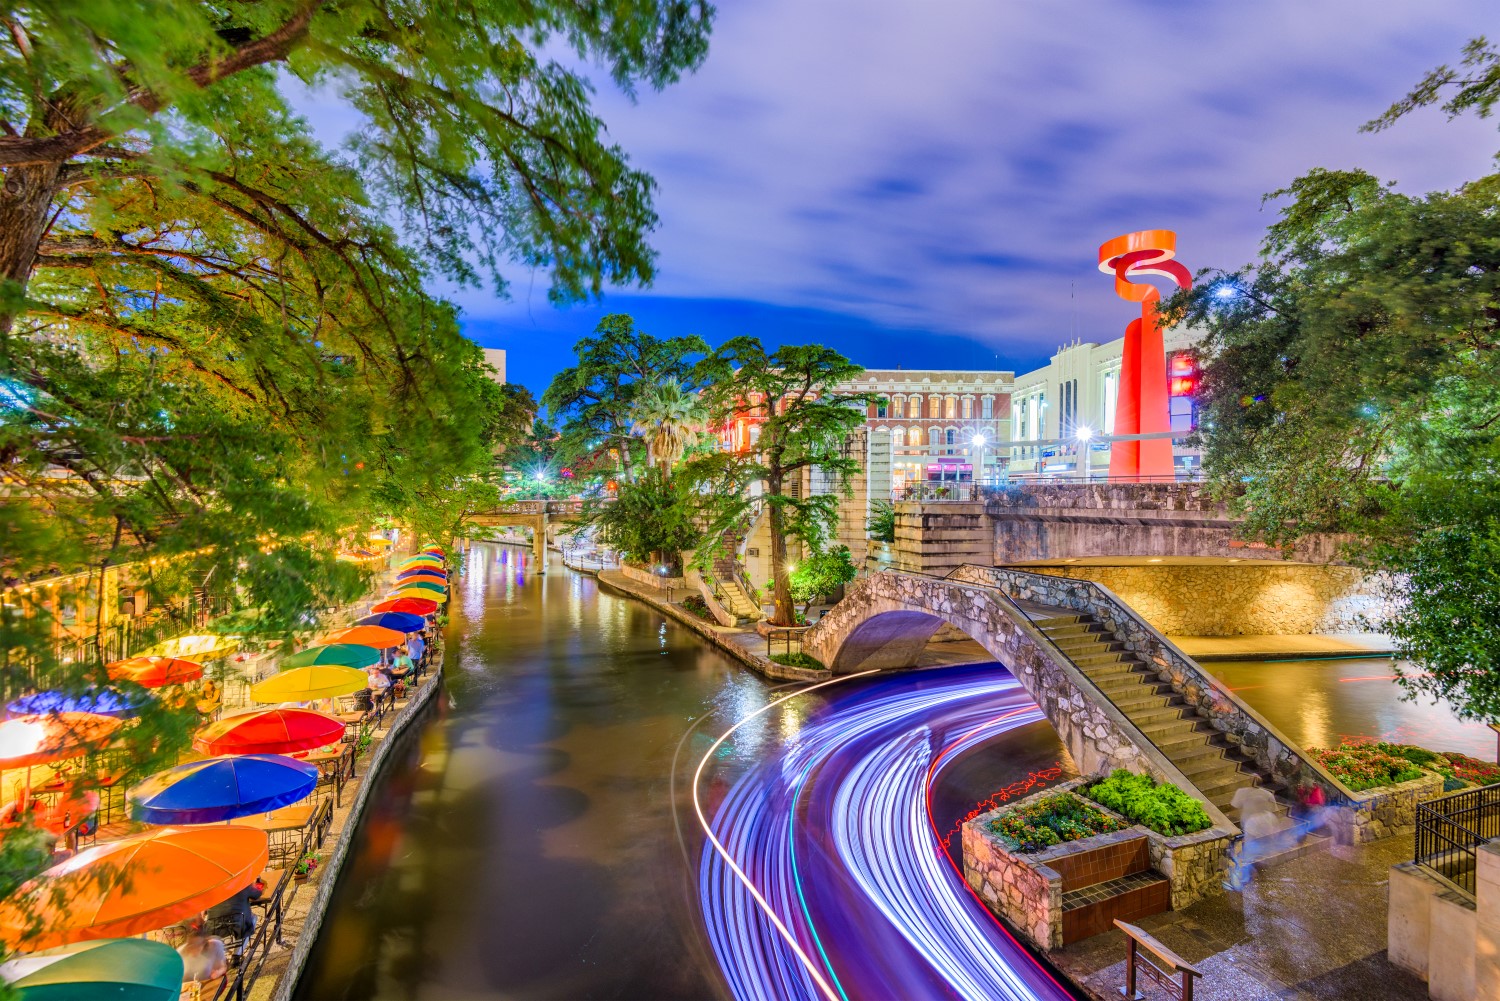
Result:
[1098, 230, 1191, 481]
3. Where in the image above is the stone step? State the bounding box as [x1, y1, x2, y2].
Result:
[1198, 771, 1266, 806]
[1048, 631, 1116, 648]
[1070, 651, 1135, 669]
[1109, 690, 1181, 713]
[1152, 727, 1223, 755]
[1133, 718, 1214, 744]
[1060, 869, 1169, 912]
[1176, 754, 1248, 785]
[1123, 704, 1199, 728]
[1079, 658, 1147, 677]
[1168, 742, 1238, 771]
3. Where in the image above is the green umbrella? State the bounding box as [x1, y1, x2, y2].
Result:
[0, 938, 184, 1000]
[391, 580, 444, 595]
[281, 643, 381, 669]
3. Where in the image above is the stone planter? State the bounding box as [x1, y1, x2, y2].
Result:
[619, 562, 688, 590]
[1331, 770, 1446, 845]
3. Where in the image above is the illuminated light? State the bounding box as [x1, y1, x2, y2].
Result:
[1214, 282, 1238, 299]
[1074, 425, 1093, 443]
[971, 434, 987, 447]
[1147, 558, 1163, 563]
[1169, 376, 1197, 396]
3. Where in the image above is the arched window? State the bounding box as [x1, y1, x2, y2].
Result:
[945, 428, 957, 446]
[890, 396, 904, 419]
[910, 395, 923, 419]
[945, 395, 957, 419]
[961, 397, 973, 420]
[891, 427, 905, 447]
[928, 427, 941, 449]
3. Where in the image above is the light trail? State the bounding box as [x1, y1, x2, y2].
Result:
[694, 664, 1081, 1001]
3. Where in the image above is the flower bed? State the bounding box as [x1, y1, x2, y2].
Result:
[681, 594, 716, 622]
[989, 792, 1127, 853]
[1082, 770, 1212, 837]
[1357, 742, 1500, 791]
[1311, 740, 1427, 792]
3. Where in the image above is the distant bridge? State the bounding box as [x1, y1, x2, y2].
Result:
[462, 499, 596, 571]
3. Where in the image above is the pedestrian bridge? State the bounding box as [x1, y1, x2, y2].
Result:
[462, 499, 593, 570]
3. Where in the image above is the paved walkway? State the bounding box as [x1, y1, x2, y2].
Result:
[1052, 834, 1427, 1001]
[1174, 633, 1393, 661]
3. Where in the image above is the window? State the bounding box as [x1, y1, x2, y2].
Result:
[1103, 371, 1118, 435]
[1170, 397, 1197, 433]
[928, 427, 941, 449]
[875, 400, 888, 419]
[962, 397, 973, 420]
[891, 427, 905, 447]
[945, 428, 957, 446]
[982, 396, 993, 420]
[945, 395, 957, 419]
[910, 396, 923, 419]
[890, 397, 904, 419]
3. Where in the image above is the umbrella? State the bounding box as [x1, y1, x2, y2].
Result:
[395, 567, 447, 580]
[388, 588, 446, 605]
[130, 754, 317, 825]
[422, 545, 445, 554]
[282, 644, 380, 669]
[392, 575, 447, 590]
[7, 688, 149, 719]
[398, 559, 442, 571]
[194, 709, 344, 757]
[105, 657, 203, 688]
[370, 596, 438, 616]
[355, 612, 424, 633]
[0, 826, 268, 950]
[0, 714, 123, 770]
[141, 635, 237, 661]
[250, 665, 367, 703]
[320, 625, 406, 650]
[389, 580, 445, 595]
[0, 937, 184, 1001]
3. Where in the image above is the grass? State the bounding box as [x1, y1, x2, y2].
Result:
[769, 651, 826, 670]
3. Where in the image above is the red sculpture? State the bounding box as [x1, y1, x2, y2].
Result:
[1098, 230, 1191, 480]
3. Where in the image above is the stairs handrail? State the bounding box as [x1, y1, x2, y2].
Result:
[952, 565, 1352, 808]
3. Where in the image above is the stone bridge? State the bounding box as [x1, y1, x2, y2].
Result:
[801, 568, 1212, 796]
[463, 499, 591, 571]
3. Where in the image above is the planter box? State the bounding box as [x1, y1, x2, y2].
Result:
[1332, 771, 1446, 845]
[962, 778, 1231, 950]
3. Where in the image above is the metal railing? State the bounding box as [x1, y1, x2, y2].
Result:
[900, 482, 978, 502]
[764, 627, 805, 661]
[1415, 783, 1500, 896]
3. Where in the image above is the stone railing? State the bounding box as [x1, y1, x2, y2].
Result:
[952, 565, 1352, 812]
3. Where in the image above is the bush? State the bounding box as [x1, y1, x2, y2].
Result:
[989, 793, 1127, 853]
[681, 594, 715, 622]
[1310, 741, 1427, 792]
[768, 651, 825, 670]
[1083, 770, 1212, 836]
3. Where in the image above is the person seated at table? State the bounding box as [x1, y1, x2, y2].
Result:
[178, 915, 228, 983]
[207, 877, 263, 940]
[365, 665, 391, 703]
[389, 645, 414, 679]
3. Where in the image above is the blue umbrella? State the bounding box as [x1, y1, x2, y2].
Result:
[355, 611, 425, 633]
[395, 567, 447, 581]
[129, 754, 318, 825]
[7, 688, 150, 719]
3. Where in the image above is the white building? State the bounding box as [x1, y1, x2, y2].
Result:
[1009, 327, 1203, 478]
[482, 347, 507, 386]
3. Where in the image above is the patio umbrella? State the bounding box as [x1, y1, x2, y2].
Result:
[281, 644, 380, 669]
[0, 937, 184, 1001]
[194, 709, 344, 757]
[395, 567, 447, 580]
[387, 592, 447, 608]
[422, 544, 445, 555]
[398, 560, 442, 571]
[105, 657, 203, 688]
[7, 688, 149, 719]
[250, 665, 367, 703]
[389, 580, 445, 596]
[320, 625, 406, 650]
[392, 576, 446, 590]
[0, 825, 268, 949]
[355, 611, 424, 633]
[130, 754, 317, 825]
[141, 635, 237, 661]
[370, 596, 438, 616]
[0, 714, 123, 770]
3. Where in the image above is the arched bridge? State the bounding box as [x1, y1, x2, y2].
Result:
[463, 499, 593, 571]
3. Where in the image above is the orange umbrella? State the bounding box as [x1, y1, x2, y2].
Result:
[0, 826, 268, 950]
[320, 625, 406, 650]
[106, 657, 203, 688]
[391, 575, 446, 589]
[0, 713, 122, 770]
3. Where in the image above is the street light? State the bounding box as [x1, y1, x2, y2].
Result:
[970, 433, 988, 488]
[1075, 425, 1094, 482]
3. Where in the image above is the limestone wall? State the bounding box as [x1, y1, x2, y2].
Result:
[885, 501, 993, 575]
[1022, 563, 1393, 636]
[1337, 772, 1446, 845]
[962, 817, 1063, 949]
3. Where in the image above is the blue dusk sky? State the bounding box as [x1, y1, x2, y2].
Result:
[295, 1, 1498, 398]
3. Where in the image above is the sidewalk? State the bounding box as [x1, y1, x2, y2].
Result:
[1051, 833, 1427, 1001]
[1175, 633, 1393, 661]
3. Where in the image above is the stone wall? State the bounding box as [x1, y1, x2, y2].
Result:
[886, 501, 993, 574]
[952, 565, 1352, 810]
[619, 562, 688, 589]
[1337, 771, 1446, 845]
[1023, 563, 1392, 636]
[963, 814, 1063, 949]
[802, 572, 1236, 833]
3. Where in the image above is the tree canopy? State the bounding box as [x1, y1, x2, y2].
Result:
[1171, 37, 1500, 719]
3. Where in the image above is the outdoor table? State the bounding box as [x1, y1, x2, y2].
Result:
[251, 868, 286, 908]
[237, 802, 315, 868]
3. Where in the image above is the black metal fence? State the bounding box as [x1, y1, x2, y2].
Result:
[1415, 783, 1500, 895]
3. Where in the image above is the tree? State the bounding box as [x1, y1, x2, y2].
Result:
[542, 314, 708, 477]
[0, 1, 714, 333]
[592, 466, 703, 569]
[631, 377, 706, 476]
[788, 545, 858, 618]
[1167, 38, 1500, 719]
[701, 338, 871, 625]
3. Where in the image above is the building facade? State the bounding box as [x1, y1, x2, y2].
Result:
[836, 369, 1015, 492]
[1009, 327, 1202, 478]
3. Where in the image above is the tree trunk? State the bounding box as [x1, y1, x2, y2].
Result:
[0, 159, 62, 334]
[767, 472, 795, 626]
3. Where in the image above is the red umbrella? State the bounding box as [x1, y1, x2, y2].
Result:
[370, 596, 438, 616]
[106, 657, 204, 688]
[193, 709, 345, 756]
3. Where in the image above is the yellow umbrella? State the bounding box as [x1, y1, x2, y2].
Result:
[250, 665, 367, 703]
[141, 634, 237, 660]
[387, 588, 447, 604]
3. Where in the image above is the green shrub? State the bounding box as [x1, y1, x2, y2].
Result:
[989, 793, 1127, 853]
[681, 594, 715, 622]
[1083, 770, 1212, 836]
[769, 651, 826, 671]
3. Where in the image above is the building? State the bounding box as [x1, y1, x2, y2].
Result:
[1008, 327, 1202, 478]
[836, 369, 1015, 491]
[482, 347, 507, 385]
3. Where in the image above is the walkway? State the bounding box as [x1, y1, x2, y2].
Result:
[1175, 633, 1393, 661]
[1052, 833, 1426, 1000]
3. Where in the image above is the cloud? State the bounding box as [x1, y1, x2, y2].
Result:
[289, 0, 1499, 373]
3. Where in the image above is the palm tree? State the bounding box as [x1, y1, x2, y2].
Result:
[630, 378, 706, 477]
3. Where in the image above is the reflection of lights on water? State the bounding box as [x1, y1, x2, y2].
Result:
[659, 623, 668, 651]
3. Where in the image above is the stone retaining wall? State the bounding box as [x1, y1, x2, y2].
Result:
[619, 562, 688, 589]
[1338, 771, 1446, 845]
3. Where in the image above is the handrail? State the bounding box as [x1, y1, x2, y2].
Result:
[1414, 782, 1500, 895]
[1114, 920, 1200, 976]
[1115, 919, 1202, 1001]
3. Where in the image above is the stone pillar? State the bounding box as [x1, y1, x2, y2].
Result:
[534, 514, 548, 573]
[1478, 841, 1500, 1000]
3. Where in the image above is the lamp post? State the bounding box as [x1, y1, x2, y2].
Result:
[1075, 425, 1094, 482]
[971, 433, 988, 490]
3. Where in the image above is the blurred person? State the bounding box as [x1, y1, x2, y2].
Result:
[178, 915, 228, 983]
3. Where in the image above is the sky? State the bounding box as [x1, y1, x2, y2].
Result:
[295, 1, 1498, 398]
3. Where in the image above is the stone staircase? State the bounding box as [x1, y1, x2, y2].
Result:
[1033, 610, 1318, 858]
[710, 555, 763, 622]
